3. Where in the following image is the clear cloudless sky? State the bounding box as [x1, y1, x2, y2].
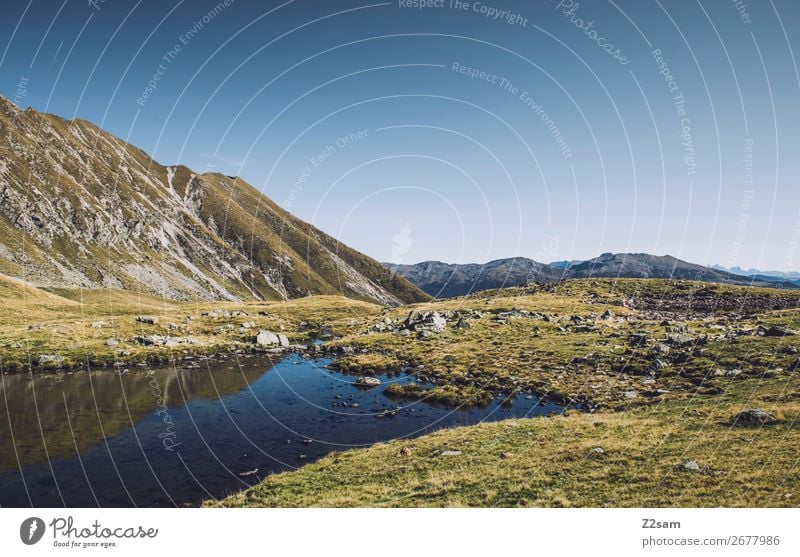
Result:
[1, 0, 799, 271]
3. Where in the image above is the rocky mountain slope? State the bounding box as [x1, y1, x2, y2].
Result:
[0, 95, 428, 305]
[386, 253, 792, 297]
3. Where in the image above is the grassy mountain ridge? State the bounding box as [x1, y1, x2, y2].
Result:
[0, 95, 428, 305]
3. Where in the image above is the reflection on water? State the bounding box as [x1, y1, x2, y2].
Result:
[0, 356, 269, 472]
[0, 354, 563, 507]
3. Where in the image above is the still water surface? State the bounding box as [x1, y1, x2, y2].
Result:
[0, 354, 562, 507]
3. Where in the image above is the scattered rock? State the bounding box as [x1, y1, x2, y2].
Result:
[132, 335, 198, 347]
[455, 317, 472, 329]
[37, 354, 64, 365]
[589, 447, 605, 456]
[759, 325, 798, 337]
[354, 376, 381, 387]
[398, 446, 415, 457]
[654, 343, 670, 354]
[91, 321, 106, 329]
[652, 359, 668, 371]
[628, 333, 648, 346]
[498, 308, 537, 320]
[623, 390, 639, 399]
[135, 315, 159, 325]
[400, 311, 447, 334]
[105, 338, 120, 347]
[665, 333, 694, 347]
[201, 309, 249, 318]
[714, 368, 742, 377]
[440, 450, 463, 456]
[674, 460, 707, 473]
[731, 408, 780, 426]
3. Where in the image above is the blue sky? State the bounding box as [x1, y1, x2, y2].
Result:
[2, 0, 799, 271]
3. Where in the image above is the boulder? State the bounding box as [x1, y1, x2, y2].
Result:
[256, 330, 280, 347]
[37, 354, 64, 365]
[423, 312, 446, 332]
[731, 408, 780, 426]
[455, 317, 471, 329]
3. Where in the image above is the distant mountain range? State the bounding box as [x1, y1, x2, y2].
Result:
[0, 95, 428, 305]
[711, 264, 800, 281]
[382, 258, 563, 299]
[385, 253, 800, 298]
